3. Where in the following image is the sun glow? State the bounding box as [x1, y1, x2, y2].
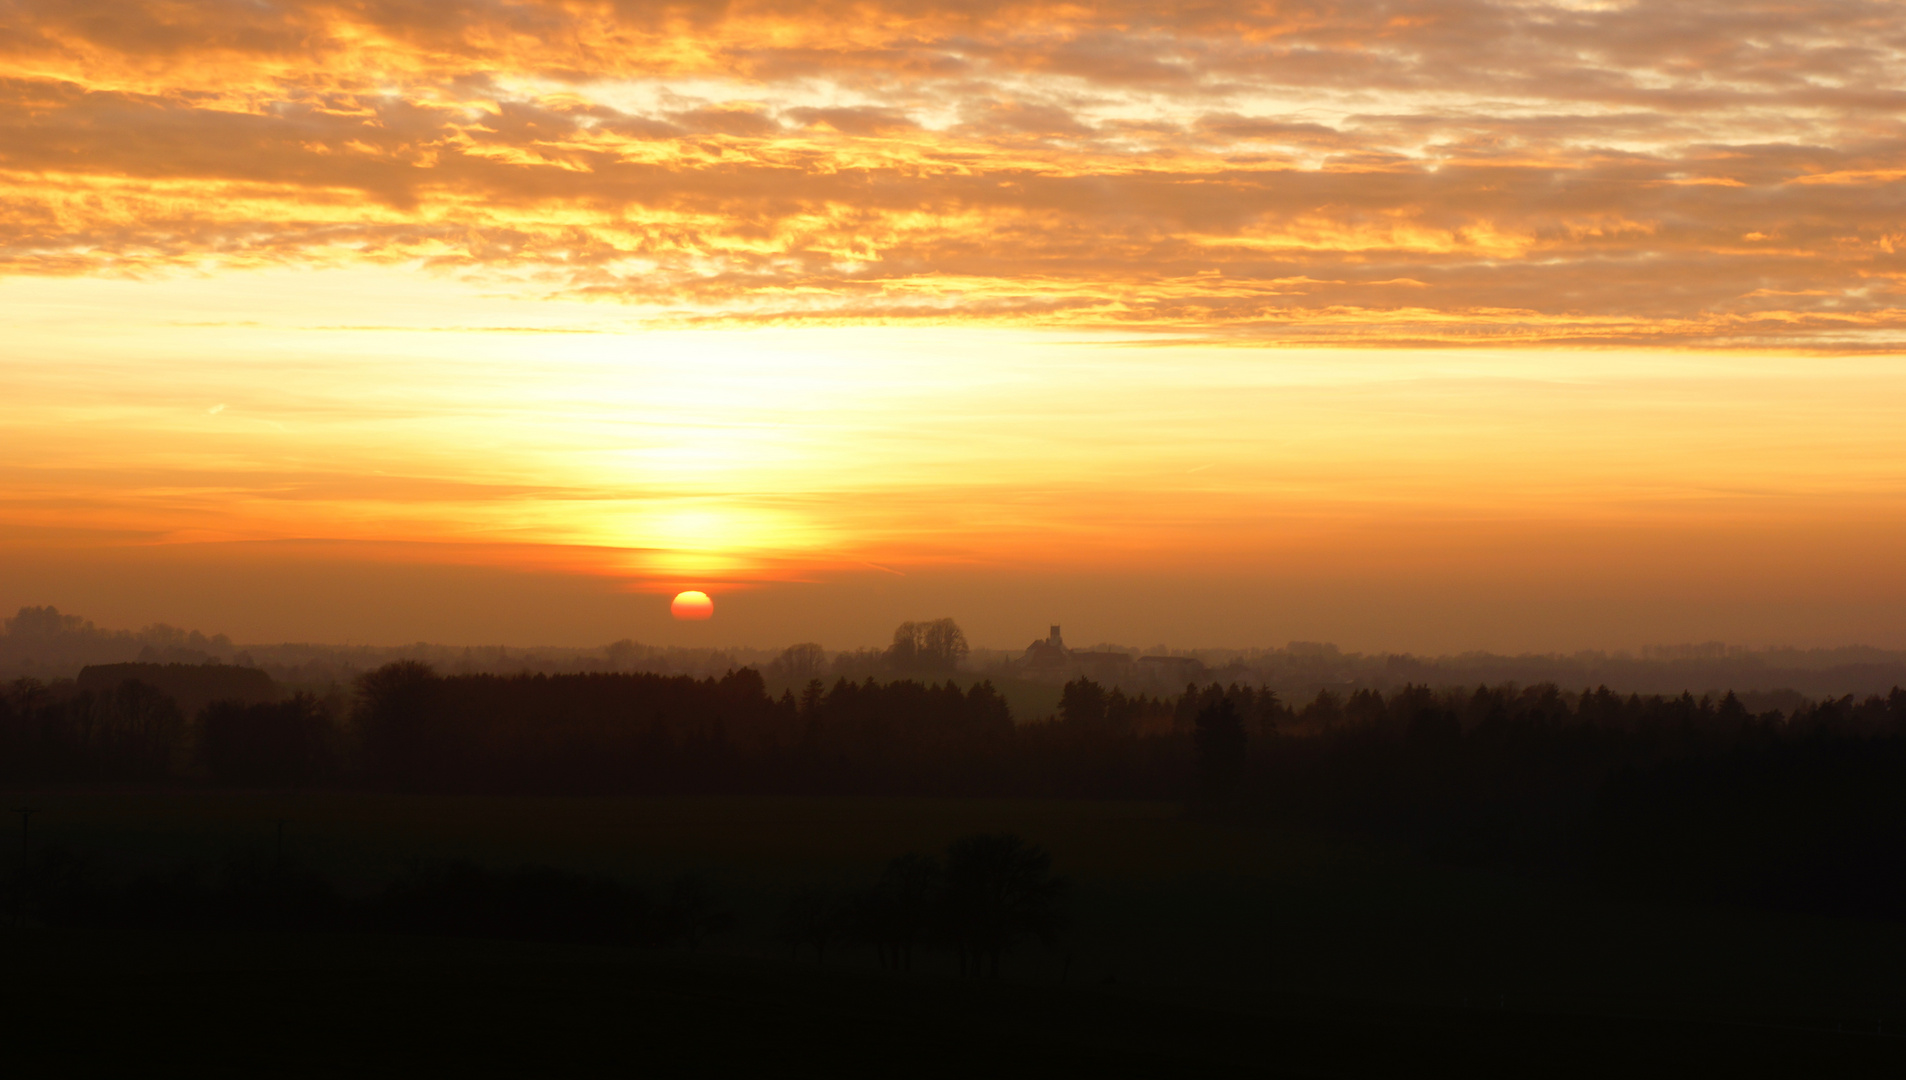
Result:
[670, 591, 714, 620]
[9, 1, 1906, 648]
[8, 267, 1906, 604]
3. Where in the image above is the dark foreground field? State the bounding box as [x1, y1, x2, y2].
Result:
[4, 793, 1905, 1075]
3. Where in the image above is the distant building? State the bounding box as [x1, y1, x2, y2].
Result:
[1017, 625, 1144, 685]
[1021, 625, 1070, 673]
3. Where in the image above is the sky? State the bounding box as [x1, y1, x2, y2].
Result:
[4, 0, 1906, 652]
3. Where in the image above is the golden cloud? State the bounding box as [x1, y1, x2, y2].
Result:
[3, 0, 1905, 348]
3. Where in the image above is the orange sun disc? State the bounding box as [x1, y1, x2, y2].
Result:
[670, 590, 714, 620]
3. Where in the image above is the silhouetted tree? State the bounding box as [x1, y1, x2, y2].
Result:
[799, 678, 825, 718]
[939, 833, 1066, 977]
[3, 606, 86, 639]
[886, 619, 969, 676]
[80, 679, 184, 780]
[1299, 689, 1344, 734]
[1249, 687, 1286, 737]
[353, 661, 442, 788]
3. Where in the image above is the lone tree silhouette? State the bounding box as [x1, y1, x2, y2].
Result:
[939, 833, 1066, 978]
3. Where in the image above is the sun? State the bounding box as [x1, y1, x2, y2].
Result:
[670, 590, 714, 620]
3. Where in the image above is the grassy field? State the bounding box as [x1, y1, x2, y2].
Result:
[8, 790, 1906, 1028]
[3, 789, 1906, 1077]
[4, 929, 1901, 1077]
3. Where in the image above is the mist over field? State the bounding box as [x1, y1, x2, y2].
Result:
[8, 605, 1906, 707]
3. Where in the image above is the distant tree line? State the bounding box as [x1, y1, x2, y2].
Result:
[0, 605, 244, 674]
[10, 652, 1906, 921]
[0, 666, 338, 786]
[1237, 682, 1906, 920]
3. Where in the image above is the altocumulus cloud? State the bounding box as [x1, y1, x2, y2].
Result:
[3, 0, 1906, 348]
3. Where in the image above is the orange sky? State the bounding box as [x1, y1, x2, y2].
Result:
[4, 0, 1906, 650]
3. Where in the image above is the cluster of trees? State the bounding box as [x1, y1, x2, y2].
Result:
[353, 662, 784, 792]
[1211, 681, 1906, 918]
[0, 677, 188, 783]
[0, 605, 245, 675]
[344, 664, 1019, 795]
[0, 670, 336, 786]
[1032, 676, 1906, 920]
[10, 662, 1906, 806]
[776, 834, 1066, 978]
[883, 618, 970, 676]
[767, 617, 972, 684]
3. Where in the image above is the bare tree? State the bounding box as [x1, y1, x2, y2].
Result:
[886, 618, 968, 676]
[920, 619, 969, 673]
